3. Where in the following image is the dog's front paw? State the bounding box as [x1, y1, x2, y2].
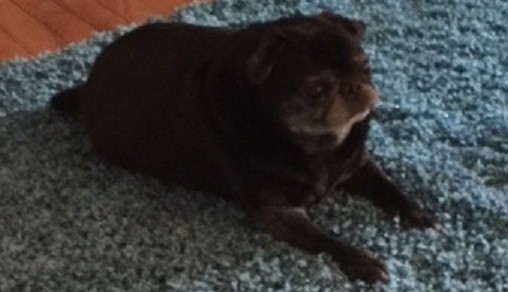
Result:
[340, 247, 390, 284]
[399, 204, 439, 231]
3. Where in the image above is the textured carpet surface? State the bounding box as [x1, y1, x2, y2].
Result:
[1, 0, 507, 291]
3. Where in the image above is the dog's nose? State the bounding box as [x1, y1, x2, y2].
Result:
[353, 54, 368, 65]
[359, 84, 379, 108]
[353, 54, 370, 72]
[340, 83, 379, 102]
[341, 83, 379, 112]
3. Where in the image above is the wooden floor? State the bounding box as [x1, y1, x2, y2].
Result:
[0, 0, 199, 61]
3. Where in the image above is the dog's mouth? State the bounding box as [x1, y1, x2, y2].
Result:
[294, 83, 377, 128]
[289, 107, 371, 134]
[283, 80, 379, 153]
[348, 107, 373, 124]
[287, 85, 377, 149]
[288, 108, 371, 154]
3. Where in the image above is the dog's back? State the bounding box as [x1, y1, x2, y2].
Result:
[53, 23, 241, 195]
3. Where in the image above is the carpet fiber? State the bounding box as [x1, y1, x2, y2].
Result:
[1, 0, 507, 291]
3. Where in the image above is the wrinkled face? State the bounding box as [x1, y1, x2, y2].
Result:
[246, 13, 379, 150]
[282, 53, 378, 146]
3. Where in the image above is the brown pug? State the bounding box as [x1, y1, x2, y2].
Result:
[51, 12, 438, 284]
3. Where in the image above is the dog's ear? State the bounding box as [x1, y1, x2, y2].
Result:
[317, 12, 366, 40]
[245, 31, 287, 84]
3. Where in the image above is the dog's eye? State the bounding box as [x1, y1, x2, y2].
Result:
[306, 81, 331, 98]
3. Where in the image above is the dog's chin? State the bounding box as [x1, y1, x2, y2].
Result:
[286, 107, 372, 154]
[289, 108, 372, 139]
[333, 108, 372, 144]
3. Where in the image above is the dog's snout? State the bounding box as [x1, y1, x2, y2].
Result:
[353, 54, 370, 72]
[340, 83, 379, 112]
[361, 84, 379, 105]
[340, 85, 351, 96]
[355, 84, 362, 93]
[340, 84, 364, 97]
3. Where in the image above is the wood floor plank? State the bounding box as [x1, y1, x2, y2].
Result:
[142, 0, 191, 14]
[94, 0, 157, 23]
[0, 0, 202, 61]
[0, 27, 31, 59]
[12, 0, 95, 43]
[0, 0, 63, 54]
[54, 0, 127, 31]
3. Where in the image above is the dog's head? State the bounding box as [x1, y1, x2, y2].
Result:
[244, 12, 378, 152]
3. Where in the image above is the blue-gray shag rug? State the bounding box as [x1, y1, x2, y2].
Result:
[1, 0, 507, 291]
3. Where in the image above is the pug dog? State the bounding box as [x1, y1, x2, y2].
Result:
[51, 12, 438, 283]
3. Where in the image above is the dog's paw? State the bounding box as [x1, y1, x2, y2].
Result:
[341, 248, 390, 284]
[399, 205, 439, 231]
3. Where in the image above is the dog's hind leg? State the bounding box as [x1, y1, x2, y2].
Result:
[50, 85, 84, 117]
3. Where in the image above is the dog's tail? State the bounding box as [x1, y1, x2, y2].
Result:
[50, 85, 83, 116]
